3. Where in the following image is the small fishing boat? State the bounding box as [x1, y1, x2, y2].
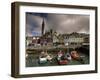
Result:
[66, 53, 72, 61]
[65, 46, 72, 61]
[70, 51, 85, 64]
[38, 51, 53, 64]
[38, 51, 48, 64]
[57, 55, 68, 65]
[39, 57, 47, 64]
[57, 50, 68, 65]
[46, 54, 53, 62]
[71, 51, 80, 60]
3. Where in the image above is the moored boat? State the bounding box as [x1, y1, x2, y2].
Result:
[66, 53, 72, 61]
[71, 51, 80, 60]
[57, 50, 69, 65]
[38, 51, 53, 64]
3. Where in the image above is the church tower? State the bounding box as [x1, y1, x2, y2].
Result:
[41, 18, 45, 36]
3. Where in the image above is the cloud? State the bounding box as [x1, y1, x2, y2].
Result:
[26, 13, 43, 36]
[46, 14, 89, 34]
[26, 13, 89, 36]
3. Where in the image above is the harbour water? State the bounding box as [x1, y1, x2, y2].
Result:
[26, 47, 89, 67]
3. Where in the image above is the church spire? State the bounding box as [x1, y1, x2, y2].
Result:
[41, 18, 45, 36]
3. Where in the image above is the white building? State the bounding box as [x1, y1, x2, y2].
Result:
[64, 37, 84, 43]
[63, 32, 89, 47]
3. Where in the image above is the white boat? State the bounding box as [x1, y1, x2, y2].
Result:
[39, 57, 47, 64]
[66, 53, 72, 61]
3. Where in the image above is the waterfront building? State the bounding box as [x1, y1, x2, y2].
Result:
[63, 32, 89, 47]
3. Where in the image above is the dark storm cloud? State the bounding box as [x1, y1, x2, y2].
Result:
[26, 13, 43, 36]
[26, 12, 48, 18]
[26, 13, 89, 36]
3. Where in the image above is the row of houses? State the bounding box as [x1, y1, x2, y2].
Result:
[26, 31, 89, 48]
[62, 32, 89, 46]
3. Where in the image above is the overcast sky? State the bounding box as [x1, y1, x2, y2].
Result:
[26, 12, 89, 36]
